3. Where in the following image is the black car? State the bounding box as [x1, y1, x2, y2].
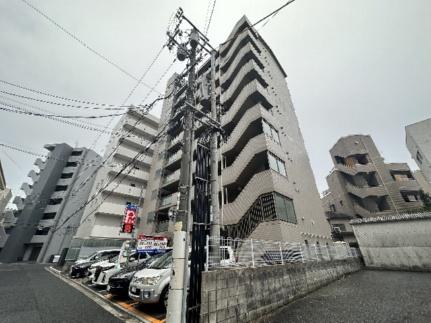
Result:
[69, 250, 120, 278]
[107, 253, 164, 296]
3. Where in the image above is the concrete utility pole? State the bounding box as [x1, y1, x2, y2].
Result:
[209, 50, 221, 263]
[167, 28, 198, 323]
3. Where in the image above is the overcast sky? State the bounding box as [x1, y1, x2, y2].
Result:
[0, 0, 430, 205]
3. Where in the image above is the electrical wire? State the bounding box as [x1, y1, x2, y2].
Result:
[19, 0, 160, 94]
[0, 89, 126, 111]
[0, 100, 127, 119]
[220, 0, 296, 47]
[204, 0, 217, 36]
[0, 95, 114, 134]
[0, 79, 131, 108]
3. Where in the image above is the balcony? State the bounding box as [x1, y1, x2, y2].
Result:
[222, 81, 273, 129]
[162, 169, 181, 187]
[28, 169, 39, 183]
[34, 158, 45, 170]
[221, 43, 264, 89]
[97, 202, 127, 216]
[115, 146, 153, 167]
[123, 134, 153, 152]
[158, 193, 179, 210]
[124, 121, 158, 138]
[345, 183, 387, 199]
[165, 150, 182, 171]
[222, 60, 268, 109]
[335, 163, 375, 176]
[396, 179, 421, 192]
[20, 182, 33, 196]
[352, 203, 391, 218]
[104, 182, 144, 199]
[220, 28, 260, 67]
[167, 132, 184, 153]
[108, 165, 149, 183]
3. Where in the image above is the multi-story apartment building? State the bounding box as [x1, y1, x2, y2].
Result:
[323, 135, 424, 245]
[0, 144, 101, 263]
[0, 160, 13, 250]
[406, 118, 431, 183]
[74, 109, 159, 245]
[141, 16, 332, 244]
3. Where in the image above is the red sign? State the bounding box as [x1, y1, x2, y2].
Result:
[121, 204, 137, 233]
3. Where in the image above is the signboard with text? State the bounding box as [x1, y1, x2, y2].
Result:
[120, 203, 137, 234]
[136, 234, 168, 252]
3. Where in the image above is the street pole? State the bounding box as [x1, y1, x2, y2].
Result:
[209, 50, 220, 263]
[166, 29, 198, 323]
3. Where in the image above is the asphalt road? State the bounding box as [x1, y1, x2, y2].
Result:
[0, 263, 124, 323]
[269, 270, 431, 323]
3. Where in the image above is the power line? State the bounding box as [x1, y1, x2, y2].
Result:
[19, 0, 161, 94]
[0, 79, 131, 108]
[204, 0, 217, 36]
[220, 0, 296, 46]
[0, 100, 127, 119]
[0, 89, 126, 111]
[0, 95, 115, 133]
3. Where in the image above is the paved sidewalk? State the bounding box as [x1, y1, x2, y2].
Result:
[269, 270, 431, 323]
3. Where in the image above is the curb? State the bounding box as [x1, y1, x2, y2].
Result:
[46, 266, 151, 323]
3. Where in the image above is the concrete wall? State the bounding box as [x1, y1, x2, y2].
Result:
[406, 118, 431, 183]
[352, 213, 431, 271]
[200, 258, 362, 323]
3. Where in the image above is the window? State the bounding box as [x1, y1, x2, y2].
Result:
[329, 204, 336, 212]
[268, 152, 287, 176]
[416, 151, 423, 164]
[55, 185, 68, 191]
[35, 227, 50, 235]
[340, 200, 344, 206]
[130, 183, 136, 187]
[262, 119, 280, 144]
[48, 198, 62, 205]
[42, 212, 56, 220]
[274, 193, 297, 224]
[60, 173, 73, 179]
[66, 161, 78, 167]
[71, 150, 83, 156]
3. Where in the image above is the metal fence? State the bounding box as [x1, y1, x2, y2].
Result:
[206, 236, 360, 270]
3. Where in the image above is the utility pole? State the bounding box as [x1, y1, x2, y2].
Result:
[209, 50, 221, 263]
[165, 9, 220, 323]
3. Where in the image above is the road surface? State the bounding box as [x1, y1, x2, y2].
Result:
[269, 270, 431, 323]
[0, 263, 124, 323]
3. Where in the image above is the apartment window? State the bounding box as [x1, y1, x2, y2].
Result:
[402, 193, 419, 202]
[416, 151, 423, 164]
[55, 185, 68, 191]
[60, 173, 73, 179]
[274, 193, 297, 224]
[66, 161, 78, 167]
[268, 152, 287, 176]
[130, 183, 136, 187]
[35, 227, 50, 235]
[42, 212, 56, 220]
[71, 150, 83, 156]
[48, 198, 62, 205]
[329, 204, 336, 212]
[262, 119, 280, 144]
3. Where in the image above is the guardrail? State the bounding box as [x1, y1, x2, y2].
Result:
[206, 236, 360, 270]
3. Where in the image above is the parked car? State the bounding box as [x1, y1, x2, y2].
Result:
[69, 249, 120, 278]
[92, 251, 151, 287]
[129, 250, 174, 308]
[107, 253, 166, 296]
[128, 245, 235, 307]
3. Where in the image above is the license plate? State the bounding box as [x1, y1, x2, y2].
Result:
[131, 286, 136, 293]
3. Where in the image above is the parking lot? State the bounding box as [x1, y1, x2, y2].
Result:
[53, 269, 166, 323]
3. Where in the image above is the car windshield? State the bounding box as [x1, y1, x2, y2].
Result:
[148, 251, 172, 270]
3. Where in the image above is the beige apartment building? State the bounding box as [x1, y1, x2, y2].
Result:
[323, 134, 424, 245]
[140, 16, 331, 244]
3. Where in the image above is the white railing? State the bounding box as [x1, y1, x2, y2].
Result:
[206, 236, 360, 270]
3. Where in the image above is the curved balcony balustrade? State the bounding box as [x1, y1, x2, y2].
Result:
[220, 28, 260, 67]
[221, 43, 264, 89]
[167, 132, 184, 153]
[335, 163, 375, 176]
[164, 150, 182, 172]
[345, 183, 387, 199]
[222, 60, 268, 109]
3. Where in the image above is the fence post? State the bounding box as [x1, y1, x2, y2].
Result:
[250, 239, 255, 267]
[279, 242, 284, 265]
[205, 235, 209, 271]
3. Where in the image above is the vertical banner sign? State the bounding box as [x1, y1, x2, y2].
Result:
[121, 203, 137, 233]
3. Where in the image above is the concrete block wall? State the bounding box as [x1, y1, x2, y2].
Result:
[200, 259, 362, 323]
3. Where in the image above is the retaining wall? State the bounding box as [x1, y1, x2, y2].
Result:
[200, 258, 362, 323]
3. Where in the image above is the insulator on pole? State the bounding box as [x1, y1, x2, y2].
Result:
[189, 29, 199, 48]
[177, 44, 188, 61]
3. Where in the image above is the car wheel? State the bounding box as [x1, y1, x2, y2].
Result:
[161, 287, 169, 309]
